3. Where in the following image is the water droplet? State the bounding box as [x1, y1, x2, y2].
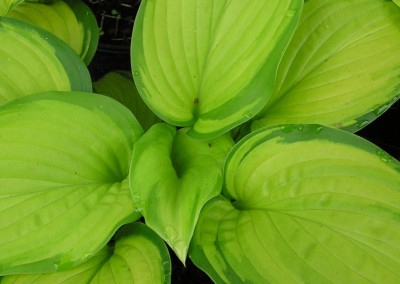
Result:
[297, 124, 304, 131]
[314, 126, 324, 134]
[132, 195, 140, 203]
[281, 125, 297, 133]
[242, 111, 253, 119]
[376, 149, 391, 163]
[133, 71, 139, 76]
[286, 9, 297, 17]
[373, 104, 389, 116]
[356, 120, 369, 129]
[194, 29, 197, 33]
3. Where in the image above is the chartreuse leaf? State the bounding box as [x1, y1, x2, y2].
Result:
[129, 123, 233, 263]
[394, 0, 400, 8]
[131, 0, 303, 139]
[0, 91, 144, 275]
[93, 71, 162, 131]
[1, 223, 171, 284]
[0, 17, 91, 104]
[7, 0, 99, 64]
[253, 0, 400, 132]
[190, 124, 400, 283]
[0, 0, 23, 16]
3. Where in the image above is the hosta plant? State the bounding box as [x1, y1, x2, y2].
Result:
[0, 0, 399, 283]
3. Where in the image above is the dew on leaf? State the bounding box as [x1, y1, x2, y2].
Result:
[280, 125, 297, 133]
[356, 120, 369, 129]
[314, 126, 324, 134]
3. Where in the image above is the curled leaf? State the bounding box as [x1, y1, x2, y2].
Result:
[131, 0, 303, 139]
[190, 124, 400, 283]
[253, 0, 400, 132]
[7, 0, 99, 64]
[0, 17, 92, 104]
[0, 91, 143, 275]
[1, 223, 171, 284]
[129, 123, 233, 263]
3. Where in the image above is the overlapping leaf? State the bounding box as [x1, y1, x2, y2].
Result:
[0, 0, 23, 16]
[93, 71, 162, 131]
[131, 0, 303, 139]
[190, 124, 400, 283]
[1, 223, 171, 284]
[0, 91, 143, 275]
[7, 0, 99, 64]
[0, 17, 92, 104]
[253, 0, 400, 132]
[129, 123, 233, 263]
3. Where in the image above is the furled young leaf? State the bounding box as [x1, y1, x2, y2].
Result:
[93, 71, 162, 131]
[253, 0, 400, 132]
[129, 123, 233, 263]
[7, 0, 99, 64]
[190, 124, 400, 283]
[0, 91, 144, 275]
[1, 223, 171, 284]
[131, 0, 303, 139]
[0, 17, 92, 104]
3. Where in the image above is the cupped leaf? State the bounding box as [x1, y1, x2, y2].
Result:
[93, 71, 162, 131]
[131, 0, 303, 139]
[190, 124, 400, 283]
[0, 91, 144, 275]
[0, 17, 92, 104]
[253, 0, 400, 132]
[129, 123, 233, 263]
[1, 223, 171, 284]
[7, 0, 99, 64]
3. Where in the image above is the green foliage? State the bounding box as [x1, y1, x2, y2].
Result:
[0, 0, 399, 283]
[130, 123, 233, 263]
[190, 124, 400, 283]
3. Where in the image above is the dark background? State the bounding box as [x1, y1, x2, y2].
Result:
[84, 1, 400, 283]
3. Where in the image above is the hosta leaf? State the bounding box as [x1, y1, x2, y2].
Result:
[0, 91, 144, 275]
[190, 124, 400, 283]
[253, 0, 400, 132]
[0, 0, 23, 16]
[129, 123, 233, 263]
[0, 17, 92, 104]
[93, 71, 162, 131]
[1, 223, 171, 284]
[7, 0, 99, 64]
[131, 0, 303, 139]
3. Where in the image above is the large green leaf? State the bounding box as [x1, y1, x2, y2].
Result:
[1, 223, 171, 284]
[93, 71, 162, 131]
[131, 0, 303, 139]
[0, 91, 143, 275]
[0, 0, 23, 16]
[7, 0, 99, 64]
[0, 17, 92, 104]
[129, 123, 233, 263]
[253, 0, 400, 132]
[190, 124, 400, 283]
